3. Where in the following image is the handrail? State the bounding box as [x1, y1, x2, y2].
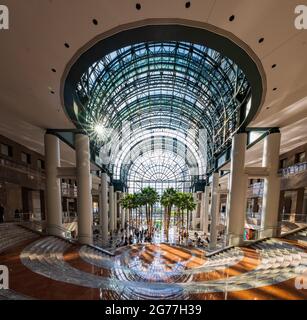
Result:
[17, 223, 45, 237]
[280, 225, 307, 238]
[19, 221, 116, 253]
[46, 224, 83, 244]
[86, 244, 115, 257]
[19, 221, 79, 244]
[205, 244, 235, 257]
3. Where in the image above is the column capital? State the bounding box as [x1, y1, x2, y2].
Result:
[236, 128, 247, 134]
[267, 127, 280, 134]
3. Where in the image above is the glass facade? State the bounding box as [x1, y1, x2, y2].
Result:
[74, 41, 250, 193]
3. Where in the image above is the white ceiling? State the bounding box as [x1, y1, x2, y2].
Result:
[0, 0, 307, 166]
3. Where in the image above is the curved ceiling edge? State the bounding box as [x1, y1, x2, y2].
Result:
[61, 19, 266, 131]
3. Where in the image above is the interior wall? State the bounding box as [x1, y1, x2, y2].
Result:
[4, 183, 22, 221]
[30, 190, 41, 220]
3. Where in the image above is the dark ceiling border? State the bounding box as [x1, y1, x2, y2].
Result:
[62, 20, 266, 131]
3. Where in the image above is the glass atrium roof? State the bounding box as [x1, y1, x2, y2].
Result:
[74, 41, 250, 191]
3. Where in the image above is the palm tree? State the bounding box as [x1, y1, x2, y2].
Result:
[173, 192, 185, 239]
[184, 193, 197, 234]
[134, 192, 144, 229]
[173, 192, 196, 243]
[140, 187, 159, 238]
[120, 193, 137, 230]
[161, 188, 177, 242]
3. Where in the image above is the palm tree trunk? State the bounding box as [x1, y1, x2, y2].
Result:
[166, 206, 169, 242]
[146, 204, 149, 234]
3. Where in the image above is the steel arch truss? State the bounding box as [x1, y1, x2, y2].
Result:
[127, 149, 192, 195]
[75, 41, 250, 190]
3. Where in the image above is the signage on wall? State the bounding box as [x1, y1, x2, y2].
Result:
[295, 5, 307, 29]
[0, 265, 9, 289]
[0, 5, 9, 30]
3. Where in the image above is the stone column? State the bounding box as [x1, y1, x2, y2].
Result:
[295, 188, 305, 222]
[227, 133, 248, 246]
[209, 172, 219, 250]
[115, 191, 121, 230]
[261, 132, 281, 238]
[191, 193, 198, 230]
[75, 134, 93, 245]
[44, 134, 62, 237]
[109, 185, 115, 232]
[100, 172, 108, 246]
[120, 192, 126, 229]
[202, 186, 210, 234]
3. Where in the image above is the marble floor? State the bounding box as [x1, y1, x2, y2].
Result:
[0, 224, 307, 300]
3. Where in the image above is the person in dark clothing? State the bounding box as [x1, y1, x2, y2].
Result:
[14, 209, 20, 220]
[0, 205, 4, 223]
[129, 235, 133, 245]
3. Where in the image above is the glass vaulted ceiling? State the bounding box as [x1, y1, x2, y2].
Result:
[75, 41, 250, 192]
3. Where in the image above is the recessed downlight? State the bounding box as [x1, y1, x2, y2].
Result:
[185, 1, 191, 8]
[136, 3, 141, 10]
[64, 43, 70, 48]
[258, 38, 264, 43]
[229, 15, 235, 22]
[92, 19, 98, 25]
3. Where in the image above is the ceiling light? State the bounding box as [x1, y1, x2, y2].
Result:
[94, 123, 105, 137]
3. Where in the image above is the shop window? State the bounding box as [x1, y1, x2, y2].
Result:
[0, 143, 13, 157]
[21, 152, 31, 164]
[295, 152, 305, 164]
[280, 158, 287, 169]
[37, 159, 45, 170]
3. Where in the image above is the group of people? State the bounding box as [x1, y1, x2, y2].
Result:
[109, 226, 160, 248]
[133, 227, 156, 243]
[110, 228, 133, 248]
[193, 232, 211, 248]
[0, 205, 25, 223]
[179, 230, 225, 248]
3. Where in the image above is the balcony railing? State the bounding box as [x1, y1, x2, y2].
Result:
[0, 155, 45, 179]
[245, 211, 307, 227]
[247, 182, 264, 197]
[61, 183, 78, 197]
[281, 213, 307, 224]
[279, 162, 307, 176]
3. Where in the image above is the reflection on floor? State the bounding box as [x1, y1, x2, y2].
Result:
[0, 224, 306, 300]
